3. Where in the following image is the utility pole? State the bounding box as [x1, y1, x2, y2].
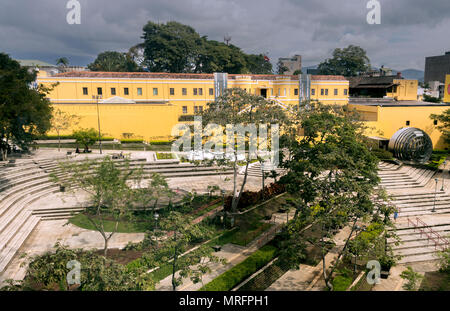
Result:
[93, 95, 103, 154]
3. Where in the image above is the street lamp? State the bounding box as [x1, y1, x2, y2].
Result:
[92, 95, 103, 154]
[432, 178, 438, 213]
[154, 212, 159, 231]
[441, 161, 447, 192]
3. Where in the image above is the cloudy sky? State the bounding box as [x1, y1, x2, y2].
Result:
[1, 0, 449, 71]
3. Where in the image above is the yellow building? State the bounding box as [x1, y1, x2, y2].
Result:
[349, 75, 418, 101]
[444, 75, 450, 103]
[37, 72, 349, 140]
[350, 102, 450, 150]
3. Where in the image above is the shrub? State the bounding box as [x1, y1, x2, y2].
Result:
[224, 183, 285, 211]
[199, 245, 278, 291]
[156, 152, 174, 160]
[372, 148, 394, 160]
[150, 140, 173, 145]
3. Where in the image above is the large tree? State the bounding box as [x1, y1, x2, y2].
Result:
[317, 45, 371, 77]
[0, 53, 53, 160]
[88, 51, 141, 72]
[430, 109, 450, 145]
[50, 108, 80, 152]
[278, 102, 395, 290]
[245, 54, 273, 74]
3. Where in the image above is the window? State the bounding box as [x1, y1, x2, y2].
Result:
[325, 89, 329, 96]
[209, 88, 214, 96]
[170, 88, 175, 96]
[182, 106, 188, 114]
[344, 89, 348, 96]
[193, 88, 198, 95]
[111, 88, 116, 95]
[406, 121, 410, 126]
[182, 88, 187, 96]
[153, 88, 158, 96]
[434, 120, 438, 125]
[320, 89, 324, 96]
[124, 87, 129, 95]
[82, 87, 88, 95]
[97, 88, 102, 96]
[194, 106, 198, 114]
[199, 106, 203, 113]
[199, 88, 203, 96]
[334, 89, 338, 96]
[284, 88, 286, 96]
[294, 88, 299, 96]
[311, 89, 316, 96]
[137, 88, 143, 96]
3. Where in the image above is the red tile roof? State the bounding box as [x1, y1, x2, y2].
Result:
[52, 71, 347, 81]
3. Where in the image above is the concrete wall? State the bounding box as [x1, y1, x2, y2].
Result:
[425, 53, 450, 83]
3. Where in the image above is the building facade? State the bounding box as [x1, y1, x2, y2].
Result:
[37, 72, 349, 140]
[445, 75, 450, 103]
[278, 55, 302, 75]
[425, 52, 450, 83]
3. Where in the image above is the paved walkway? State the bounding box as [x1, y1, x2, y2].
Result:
[156, 212, 294, 291]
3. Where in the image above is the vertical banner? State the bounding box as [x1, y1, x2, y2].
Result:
[299, 74, 311, 106]
[214, 72, 228, 100]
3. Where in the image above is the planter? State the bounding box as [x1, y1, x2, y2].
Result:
[59, 185, 66, 192]
[380, 269, 390, 279]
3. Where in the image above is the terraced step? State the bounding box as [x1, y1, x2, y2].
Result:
[398, 253, 440, 264]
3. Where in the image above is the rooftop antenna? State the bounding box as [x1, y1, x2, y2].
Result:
[224, 34, 231, 46]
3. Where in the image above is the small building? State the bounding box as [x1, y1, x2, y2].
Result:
[278, 55, 302, 75]
[348, 73, 418, 101]
[445, 75, 450, 103]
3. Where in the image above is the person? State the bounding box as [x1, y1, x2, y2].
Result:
[75, 147, 80, 154]
[394, 211, 399, 222]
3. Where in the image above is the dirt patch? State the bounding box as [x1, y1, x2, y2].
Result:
[94, 248, 143, 265]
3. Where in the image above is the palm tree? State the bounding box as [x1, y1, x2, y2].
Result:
[56, 57, 69, 67]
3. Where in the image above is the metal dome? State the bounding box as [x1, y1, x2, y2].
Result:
[388, 127, 433, 163]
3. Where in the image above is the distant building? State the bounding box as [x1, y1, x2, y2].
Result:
[348, 72, 418, 101]
[15, 59, 88, 77]
[360, 65, 393, 77]
[278, 55, 302, 75]
[445, 75, 450, 103]
[424, 51, 450, 83]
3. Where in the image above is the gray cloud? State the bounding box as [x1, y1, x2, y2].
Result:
[0, 0, 449, 71]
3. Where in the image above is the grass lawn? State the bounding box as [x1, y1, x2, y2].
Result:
[69, 213, 150, 233]
[156, 152, 175, 160]
[419, 270, 450, 291]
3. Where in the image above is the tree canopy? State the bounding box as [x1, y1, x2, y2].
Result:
[141, 21, 272, 74]
[430, 109, 450, 145]
[88, 51, 141, 72]
[317, 45, 371, 77]
[0, 53, 53, 160]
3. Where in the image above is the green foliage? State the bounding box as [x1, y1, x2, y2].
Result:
[436, 247, 450, 273]
[156, 152, 174, 160]
[0, 243, 154, 291]
[88, 51, 141, 72]
[120, 138, 144, 143]
[332, 268, 353, 291]
[72, 128, 98, 151]
[430, 109, 450, 145]
[150, 140, 173, 145]
[69, 213, 149, 233]
[0, 53, 53, 160]
[423, 94, 441, 103]
[372, 148, 394, 160]
[141, 21, 272, 74]
[400, 266, 424, 291]
[199, 245, 278, 291]
[317, 45, 370, 76]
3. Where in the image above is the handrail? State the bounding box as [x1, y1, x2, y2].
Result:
[407, 217, 449, 251]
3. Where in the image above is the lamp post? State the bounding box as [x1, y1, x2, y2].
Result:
[154, 212, 159, 231]
[92, 95, 103, 154]
[441, 161, 447, 192]
[432, 178, 438, 213]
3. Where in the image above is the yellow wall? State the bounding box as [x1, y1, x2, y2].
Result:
[38, 74, 349, 140]
[350, 104, 450, 149]
[386, 79, 418, 101]
[445, 75, 450, 103]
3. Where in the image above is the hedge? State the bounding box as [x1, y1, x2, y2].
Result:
[120, 139, 144, 144]
[199, 244, 278, 291]
[150, 140, 173, 145]
[35, 135, 115, 141]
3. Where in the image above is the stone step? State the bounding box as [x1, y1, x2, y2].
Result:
[398, 253, 440, 264]
[395, 201, 450, 210]
[0, 216, 40, 273]
[32, 207, 84, 216]
[395, 244, 446, 257]
[0, 172, 49, 194]
[392, 239, 449, 251]
[162, 170, 234, 178]
[392, 196, 450, 204]
[0, 209, 33, 252]
[399, 208, 450, 217]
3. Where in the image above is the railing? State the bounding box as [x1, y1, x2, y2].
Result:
[407, 217, 450, 251]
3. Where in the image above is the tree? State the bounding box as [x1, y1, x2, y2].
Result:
[276, 60, 289, 75]
[51, 157, 141, 256]
[56, 57, 69, 67]
[277, 101, 395, 290]
[400, 266, 424, 291]
[293, 69, 302, 76]
[88, 51, 140, 72]
[244, 54, 273, 74]
[51, 109, 80, 152]
[0, 53, 53, 160]
[195, 40, 247, 74]
[430, 109, 450, 145]
[142, 21, 203, 73]
[200, 88, 288, 221]
[73, 128, 97, 152]
[141, 211, 225, 290]
[1, 243, 154, 291]
[318, 45, 370, 77]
